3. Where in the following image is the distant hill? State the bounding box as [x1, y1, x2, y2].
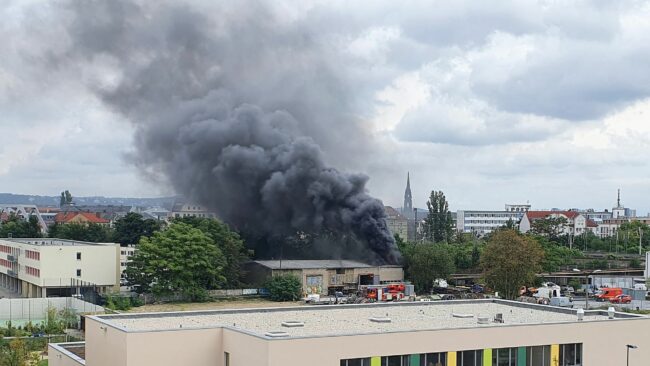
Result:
[0, 193, 176, 209]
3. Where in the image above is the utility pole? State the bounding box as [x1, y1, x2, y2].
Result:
[639, 227, 643, 256]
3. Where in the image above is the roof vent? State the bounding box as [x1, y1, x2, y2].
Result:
[265, 331, 290, 338]
[281, 321, 305, 328]
[577, 308, 584, 321]
[452, 313, 474, 319]
[369, 316, 391, 323]
[477, 316, 490, 324]
[608, 307, 615, 319]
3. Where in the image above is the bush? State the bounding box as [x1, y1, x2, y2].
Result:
[266, 274, 302, 302]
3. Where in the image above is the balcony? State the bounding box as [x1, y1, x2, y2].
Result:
[7, 254, 17, 262]
[7, 270, 17, 277]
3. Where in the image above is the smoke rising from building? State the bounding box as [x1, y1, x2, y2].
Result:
[52, 1, 399, 263]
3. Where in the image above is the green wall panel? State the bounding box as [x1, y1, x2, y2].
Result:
[410, 354, 420, 366]
[517, 347, 526, 366]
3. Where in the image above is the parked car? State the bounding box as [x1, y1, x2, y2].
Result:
[610, 294, 632, 304]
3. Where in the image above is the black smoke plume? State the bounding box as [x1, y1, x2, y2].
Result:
[55, 1, 399, 263]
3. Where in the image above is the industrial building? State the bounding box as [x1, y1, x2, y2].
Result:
[0, 238, 120, 298]
[49, 299, 649, 366]
[244, 260, 404, 295]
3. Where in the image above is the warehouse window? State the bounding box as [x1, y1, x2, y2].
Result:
[77, 252, 82, 260]
[340, 358, 371, 366]
[76, 269, 82, 277]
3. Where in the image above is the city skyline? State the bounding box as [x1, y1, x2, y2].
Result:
[2, 1, 650, 214]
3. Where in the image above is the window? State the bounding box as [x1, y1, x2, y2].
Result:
[76, 269, 82, 277]
[224, 352, 230, 366]
[76, 252, 82, 260]
[421, 353, 446, 366]
[526, 345, 551, 366]
[459, 350, 483, 366]
[341, 359, 371, 366]
[559, 344, 582, 366]
[493, 348, 517, 366]
[381, 356, 409, 366]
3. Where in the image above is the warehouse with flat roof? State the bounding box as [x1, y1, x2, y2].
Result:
[49, 299, 649, 366]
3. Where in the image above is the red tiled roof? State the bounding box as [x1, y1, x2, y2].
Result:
[525, 210, 581, 220]
[54, 212, 110, 224]
[586, 219, 599, 228]
[0, 212, 8, 222]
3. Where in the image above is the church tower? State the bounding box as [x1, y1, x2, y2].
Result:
[403, 172, 413, 215]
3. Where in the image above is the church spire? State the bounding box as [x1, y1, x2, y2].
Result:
[617, 188, 621, 208]
[403, 172, 413, 213]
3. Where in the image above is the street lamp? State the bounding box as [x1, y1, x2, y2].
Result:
[573, 268, 602, 310]
[627, 344, 637, 366]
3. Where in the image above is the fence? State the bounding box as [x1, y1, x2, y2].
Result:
[0, 297, 104, 325]
[138, 288, 268, 304]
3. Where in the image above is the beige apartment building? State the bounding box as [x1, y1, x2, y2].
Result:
[0, 238, 120, 297]
[50, 299, 649, 366]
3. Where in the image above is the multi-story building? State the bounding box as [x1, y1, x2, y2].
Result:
[168, 201, 217, 220]
[519, 211, 599, 236]
[456, 204, 530, 236]
[0, 238, 120, 298]
[54, 212, 111, 226]
[119, 245, 136, 284]
[49, 299, 650, 366]
[384, 206, 408, 241]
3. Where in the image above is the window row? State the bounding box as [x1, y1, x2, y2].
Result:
[341, 344, 582, 366]
[25, 266, 40, 278]
[0, 259, 12, 268]
[26, 250, 40, 261]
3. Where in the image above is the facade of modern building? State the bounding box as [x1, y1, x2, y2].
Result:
[0, 238, 120, 298]
[49, 299, 650, 366]
[384, 206, 408, 241]
[457, 204, 530, 236]
[244, 260, 404, 296]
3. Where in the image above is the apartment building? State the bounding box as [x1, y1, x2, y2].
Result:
[519, 211, 599, 236]
[0, 238, 120, 298]
[384, 206, 408, 241]
[456, 204, 530, 236]
[49, 299, 649, 366]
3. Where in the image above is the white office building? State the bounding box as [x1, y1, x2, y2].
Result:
[0, 238, 120, 298]
[456, 204, 530, 236]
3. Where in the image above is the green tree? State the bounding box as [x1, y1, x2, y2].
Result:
[113, 212, 161, 246]
[0, 338, 28, 366]
[125, 222, 226, 301]
[534, 235, 582, 272]
[423, 190, 453, 243]
[48, 222, 113, 242]
[481, 230, 544, 299]
[0, 214, 42, 238]
[174, 217, 249, 288]
[401, 243, 456, 293]
[530, 217, 568, 242]
[266, 274, 302, 301]
[59, 190, 73, 207]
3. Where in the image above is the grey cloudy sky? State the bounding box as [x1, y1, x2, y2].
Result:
[2, 0, 650, 214]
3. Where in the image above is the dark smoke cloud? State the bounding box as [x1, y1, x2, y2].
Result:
[54, 0, 399, 263]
